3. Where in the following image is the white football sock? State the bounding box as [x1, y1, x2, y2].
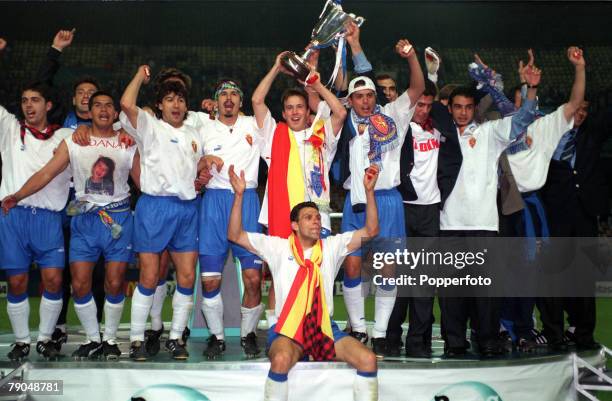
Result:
[343, 283, 366, 332]
[38, 295, 63, 342]
[353, 372, 378, 401]
[241, 303, 264, 337]
[169, 290, 193, 341]
[130, 286, 154, 342]
[372, 286, 397, 338]
[7, 298, 31, 344]
[201, 291, 224, 339]
[150, 282, 167, 331]
[264, 374, 288, 401]
[103, 298, 125, 342]
[74, 297, 101, 343]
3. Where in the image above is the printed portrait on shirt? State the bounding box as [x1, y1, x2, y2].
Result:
[85, 156, 115, 196]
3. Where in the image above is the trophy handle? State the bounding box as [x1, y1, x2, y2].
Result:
[319, 0, 334, 19]
[354, 16, 365, 27]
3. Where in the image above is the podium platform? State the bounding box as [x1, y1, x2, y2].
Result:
[0, 324, 608, 401]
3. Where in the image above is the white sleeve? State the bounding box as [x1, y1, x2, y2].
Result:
[256, 110, 277, 161]
[382, 91, 415, 141]
[481, 115, 514, 151]
[0, 105, 18, 151]
[63, 137, 74, 160]
[322, 117, 339, 162]
[326, 232, 357, 277]
[190, 111, 214, 134]
[119, 108, 154, 143]
[317, 100, 331, 119]
[246, 233, 286, 277]
[530, 105, 574, 153]
[119, 111, 136, 136]
[127, 143, 138, 169]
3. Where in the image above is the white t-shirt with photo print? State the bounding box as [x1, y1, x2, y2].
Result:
[65, 133, 136, 206]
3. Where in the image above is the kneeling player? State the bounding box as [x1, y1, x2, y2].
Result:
[227, 165, 381, 401]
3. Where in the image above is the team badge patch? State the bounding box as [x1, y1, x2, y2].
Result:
[370, 114, 389, 134]
[469, 137, 476, 148]
[525, 135, 533, 148]
[192, 140, 198, 153]
[245, 134, 253, 146]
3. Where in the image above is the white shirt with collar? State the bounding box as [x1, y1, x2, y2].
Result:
[0, 106, 72, 211]
[193, 113, 263, 190]
[507, 105, 574, 193]
[120, 109, 202, 201]
[440, 115, 516, 231]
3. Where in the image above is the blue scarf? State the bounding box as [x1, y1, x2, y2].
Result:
[350, 105, 398, 168]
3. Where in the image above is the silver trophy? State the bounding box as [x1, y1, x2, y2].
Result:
[281, 0, 365, 82]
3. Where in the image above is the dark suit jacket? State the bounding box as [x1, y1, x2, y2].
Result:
[398, 106, 455, 203]
[540, 108, 612, 224]
[432, 101, 462, 209]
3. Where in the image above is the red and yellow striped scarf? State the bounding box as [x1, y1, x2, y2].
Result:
[268, 122, 305, 238]
[274, 233, 335, 360]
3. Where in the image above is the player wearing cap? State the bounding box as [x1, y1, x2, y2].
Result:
[340, 39, 425, 357]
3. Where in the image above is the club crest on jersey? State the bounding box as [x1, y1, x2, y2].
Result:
[192, 140, 198, 153]
[469, 137, 476, 148]
[245, 134, 253, 146]
[525, 135, 533, 148]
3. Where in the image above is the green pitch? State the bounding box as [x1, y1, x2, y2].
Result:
[1, 297, 610, 400]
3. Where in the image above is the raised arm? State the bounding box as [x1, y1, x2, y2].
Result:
[503, 52, 541, 141]
[36, 29, 75, 86]
[308, 73, 347, 135]
[470, 53, 516, 118]
[252, 52, 291, 129]
[397, 39, 425, 106]
[346, 165, 380, 253]
[120, 65, 151, 129]
[304, 49, 322, 113]
[1, 141, 70, 213]
[227, 165, 258, 254]
[563, 46, 586, 122]
[425, 47, 441, 86]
